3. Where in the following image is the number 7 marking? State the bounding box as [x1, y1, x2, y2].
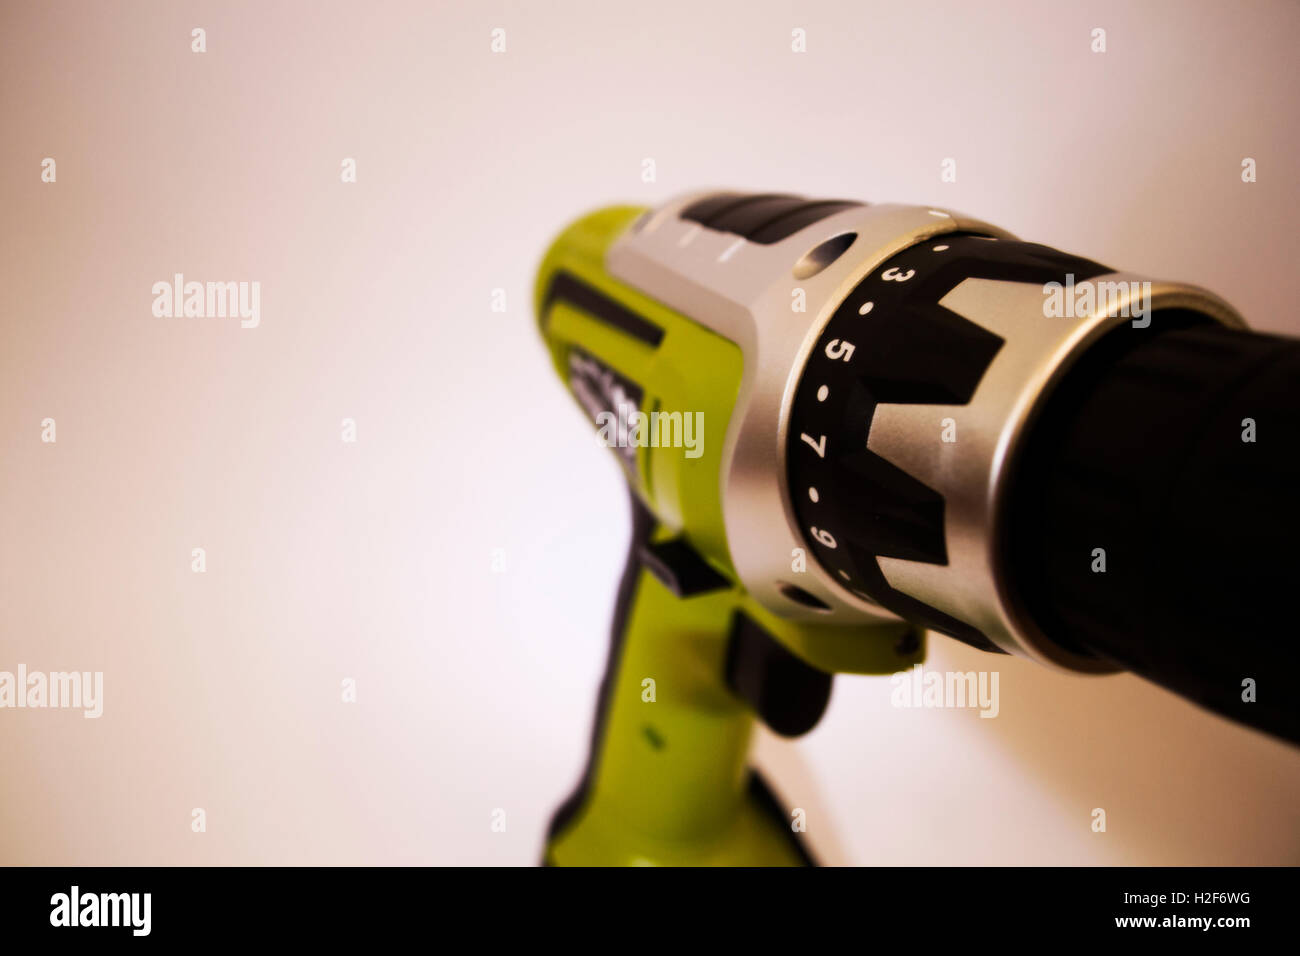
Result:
[800, 433, 827, 457]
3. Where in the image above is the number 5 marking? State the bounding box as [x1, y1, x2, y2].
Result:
[824, 339, 855, 361]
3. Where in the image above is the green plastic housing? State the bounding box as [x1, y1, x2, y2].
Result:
[535, 205, 923, 866]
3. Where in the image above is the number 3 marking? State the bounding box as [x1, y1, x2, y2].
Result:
[882, 267, 915, 282]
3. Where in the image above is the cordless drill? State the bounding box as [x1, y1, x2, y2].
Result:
[534, 191, 1300, 866]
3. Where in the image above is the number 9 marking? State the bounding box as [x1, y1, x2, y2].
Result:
[810, 526, 837, 548]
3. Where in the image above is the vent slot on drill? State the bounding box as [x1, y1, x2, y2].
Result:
[681, 192, 864, 245]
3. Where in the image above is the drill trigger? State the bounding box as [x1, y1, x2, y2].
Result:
[725, 613, 833, 737]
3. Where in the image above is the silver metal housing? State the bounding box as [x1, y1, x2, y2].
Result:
[868, 273, 1244, 669]
[606, 193, 1245, 671]
[608, 195, 1011, 622]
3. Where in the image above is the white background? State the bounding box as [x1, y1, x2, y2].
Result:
[2, 0, 1298, 864]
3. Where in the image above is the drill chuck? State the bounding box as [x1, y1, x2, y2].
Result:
[1007, 316, 1300, 740]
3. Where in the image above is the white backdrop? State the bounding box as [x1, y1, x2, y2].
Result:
[2, 0, 1298, 864]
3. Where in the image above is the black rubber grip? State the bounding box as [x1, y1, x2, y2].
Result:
[1007, 313, 1300, 743]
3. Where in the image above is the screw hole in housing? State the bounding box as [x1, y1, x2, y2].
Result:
[792, 232, 856, 280]
[777, 581, 833, 612]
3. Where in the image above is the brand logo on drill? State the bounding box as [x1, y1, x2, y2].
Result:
[596, 404, 704, 459]
[1042, 274, 1151, 327]
[567, 350, 704, 461]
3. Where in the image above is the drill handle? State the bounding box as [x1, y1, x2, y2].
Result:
[543, 492, 816, 866]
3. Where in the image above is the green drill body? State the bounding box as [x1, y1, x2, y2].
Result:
[534, 205, 922, 866]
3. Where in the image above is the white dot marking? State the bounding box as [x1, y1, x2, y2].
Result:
[717, 238, 745, 262]
[808, 487, 819, 503]
[858, 301, 874, 315]
[816, 385, 829, 402]
[932, 244, 949, 252]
